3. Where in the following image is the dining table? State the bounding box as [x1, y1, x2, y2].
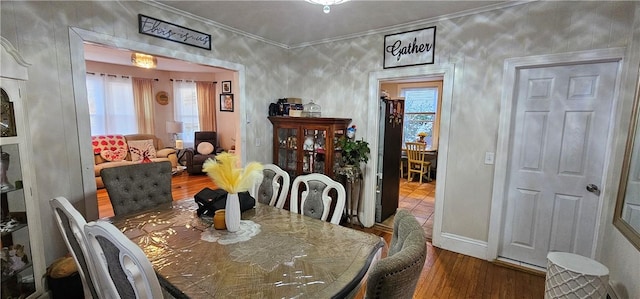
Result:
[107, 198, 385, 298]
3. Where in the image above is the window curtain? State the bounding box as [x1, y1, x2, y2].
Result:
[173, 80, 198, 147]
[85, 73, 136, 135]
[132, 77, 155, 134]
[196, 81, 216, 132]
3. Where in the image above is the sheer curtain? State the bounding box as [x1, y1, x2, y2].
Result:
[132, 77, 155, 134]
[86, 73, 136, 135]
[196, 81, 216, 131]
[173, 80, 198, 148]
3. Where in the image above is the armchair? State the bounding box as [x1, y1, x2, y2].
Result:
[185, 131, 223, 174]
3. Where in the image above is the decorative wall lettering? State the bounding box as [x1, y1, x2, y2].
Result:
[383, 26, 436, 69]
[138, 14, 211, 50]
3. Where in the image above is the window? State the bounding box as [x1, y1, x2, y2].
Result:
[86, 73, 136, 135]
[173, 80, 199, 147]
[400, 81, 442, 148]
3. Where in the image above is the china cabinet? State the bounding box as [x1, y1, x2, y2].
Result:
[1, 37, 45, 299]
[268, 116, 352, 178]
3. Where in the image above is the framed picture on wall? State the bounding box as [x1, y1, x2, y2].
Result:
[222, 81, 232, 93]
[220, 94, 234, 112]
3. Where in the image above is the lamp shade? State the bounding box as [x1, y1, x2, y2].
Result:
[166, 121, 183, 134]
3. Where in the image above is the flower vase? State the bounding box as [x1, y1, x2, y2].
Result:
[225, 193, 241, 232]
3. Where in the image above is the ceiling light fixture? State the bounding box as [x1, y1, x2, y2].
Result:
[131, 53, 157, 69]
[306, 0, 349, 14]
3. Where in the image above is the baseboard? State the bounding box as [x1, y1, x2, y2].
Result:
[494, 257, 546, 276]
[436, 232, 487, 260]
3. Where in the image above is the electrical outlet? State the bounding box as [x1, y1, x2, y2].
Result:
[484, 152, 495, 165]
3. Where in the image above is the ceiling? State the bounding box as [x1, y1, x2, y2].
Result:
[85, 0, 508, 72]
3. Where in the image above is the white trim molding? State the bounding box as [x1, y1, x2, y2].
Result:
[366, 64, 454, 231]
[487, 47, 626, 264]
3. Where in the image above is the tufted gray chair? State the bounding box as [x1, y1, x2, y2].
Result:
[250, 164, 290, 209]
[100, 161, 173, 216]
[290, 173, 345, 225]
[365, 209, 427, 299]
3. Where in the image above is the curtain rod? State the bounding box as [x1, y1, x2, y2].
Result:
[85, 72, 158, 81]
[170, 79, 217, 84]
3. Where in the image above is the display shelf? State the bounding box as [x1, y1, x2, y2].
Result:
[1, 37, 45, 299]
[269, 116, 351, 178]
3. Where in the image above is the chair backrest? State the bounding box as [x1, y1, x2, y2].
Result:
[84, 221, 164, 299]
[365, 209, 427, 299]
[290, 173, 346, 224]
[405, 142, 427, 164]
[194, 131, 218, 151]
[100, 161, 173, 216]
[49, 197, 102, 299]
[251, 164, 290, 209]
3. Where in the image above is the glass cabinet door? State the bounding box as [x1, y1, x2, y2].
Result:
[276, 127, 298, 176]
[302, 128, 327, 174]
[1, 91, 35, 299]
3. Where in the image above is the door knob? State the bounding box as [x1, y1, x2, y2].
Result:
[586, 184, 600, 196]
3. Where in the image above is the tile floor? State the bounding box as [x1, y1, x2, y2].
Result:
[377, 177, 436, 240]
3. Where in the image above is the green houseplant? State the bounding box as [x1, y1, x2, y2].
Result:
[337, 136, 371, 166]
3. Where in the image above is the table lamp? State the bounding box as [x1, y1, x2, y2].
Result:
[166, 121, 183, 149]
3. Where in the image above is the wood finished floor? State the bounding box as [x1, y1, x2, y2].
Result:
[96, 171, 545, 298]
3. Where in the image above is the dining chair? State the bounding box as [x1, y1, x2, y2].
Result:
[365, 209, 427, 299]
[84, 220, 166, 299]
[250, 163, 290, 209]
[49, 196, 102, 299]
[405, 142, 432, 183]
[290, 173, 346, 225]
[100, 161, 173, 216]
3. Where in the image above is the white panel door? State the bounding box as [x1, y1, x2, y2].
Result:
[500, 62, 618, 268]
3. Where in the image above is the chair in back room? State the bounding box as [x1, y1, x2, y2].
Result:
[184, 131, 222, 174]
[405, 142, 432, 183]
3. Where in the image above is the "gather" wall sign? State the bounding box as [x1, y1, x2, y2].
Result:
[383, 26, 436, 69]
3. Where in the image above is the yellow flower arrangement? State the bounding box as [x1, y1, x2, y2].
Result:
[417, 132, 427, 137]
[202, 153, 263, 194]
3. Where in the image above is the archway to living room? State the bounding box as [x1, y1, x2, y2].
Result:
[69, 27, 247, 220]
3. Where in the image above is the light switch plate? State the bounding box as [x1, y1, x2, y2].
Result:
[484, 152, 495, 165]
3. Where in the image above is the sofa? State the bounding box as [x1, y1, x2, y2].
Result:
[92, 134, 178, 188]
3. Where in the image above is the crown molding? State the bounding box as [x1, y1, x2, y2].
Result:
[145, 0, 289, 49]
[145, 0, 531, 50]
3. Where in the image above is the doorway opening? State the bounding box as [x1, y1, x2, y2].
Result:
[375, 77, 443, 240]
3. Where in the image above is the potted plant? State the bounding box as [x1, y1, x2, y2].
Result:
[337, 136, 371, 166]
